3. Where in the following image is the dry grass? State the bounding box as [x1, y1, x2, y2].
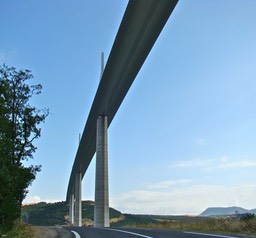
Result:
[30, 226, 59, 238]
[2, 223, 34, 238]
[2, 223, 72, 238]
[133, 218, 256, 235]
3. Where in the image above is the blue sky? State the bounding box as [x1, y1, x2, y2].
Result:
[1, 0, 256, 215]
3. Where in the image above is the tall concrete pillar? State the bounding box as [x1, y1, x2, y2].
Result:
[94, 116, 109, 227]
[69, 192, 74, 225]
[74, 172, 82, 226]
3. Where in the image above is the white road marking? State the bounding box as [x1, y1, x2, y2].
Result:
[184, 231, 238, 238]
[71, 230, 81, 238]
[106, 228, 154, 238]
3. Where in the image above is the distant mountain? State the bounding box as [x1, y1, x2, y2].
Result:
[200, 206, 256, 216]
[250, 208, 256, 214]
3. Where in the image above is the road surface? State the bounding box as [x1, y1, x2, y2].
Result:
[65, 227, 251, 238]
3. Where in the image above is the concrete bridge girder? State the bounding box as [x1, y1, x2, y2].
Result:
[66, 0, 179, 227]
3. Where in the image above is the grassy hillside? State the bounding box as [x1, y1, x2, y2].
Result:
[113, 214, 159, 227]
[22, 201, 68, 226]
[134, 217, 256, 235]
[21, 202, 256, 235]
[21, 201, 215, 227]
[21, 201, 122, 226]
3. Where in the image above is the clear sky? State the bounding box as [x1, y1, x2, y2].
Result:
[1, 0, 256, 215]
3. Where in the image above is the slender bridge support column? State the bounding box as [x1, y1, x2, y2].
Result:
[94, 116, 110, 227]
[69, 192, 74, 225]
[74, 172, 82, 226]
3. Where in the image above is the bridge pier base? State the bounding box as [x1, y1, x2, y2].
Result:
[74, 172, 82, 226]
[94, 115, 109, 227]
[69, 192, 74, 225]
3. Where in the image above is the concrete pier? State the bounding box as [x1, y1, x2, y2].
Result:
[94, 116, 109, 227]
[74, 172, 82, 226]
[69, 193, 74, 225]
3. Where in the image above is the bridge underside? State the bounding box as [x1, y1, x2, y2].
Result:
[67, 0, 179, 227]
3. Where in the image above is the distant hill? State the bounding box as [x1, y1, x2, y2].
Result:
[22, 201, 205, 227]
[22, 201, 123, 226]
[200, 206, 256, 216]
[22, 201, 159, 226]
[250, 208, 256, 214]
[22, 201, 68, 226]
[23, 201, 255, 226]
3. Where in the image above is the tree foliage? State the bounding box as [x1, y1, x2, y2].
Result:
[0, 64, 48, 232]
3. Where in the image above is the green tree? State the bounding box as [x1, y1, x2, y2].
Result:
[0, 64, 48, 232]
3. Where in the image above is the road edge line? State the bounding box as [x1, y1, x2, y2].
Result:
[183, 231, 239, 238]
[71, 230, 81, 238]
[105, 228, 154, 238]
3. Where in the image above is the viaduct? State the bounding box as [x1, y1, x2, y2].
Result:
[66, 0, 178, 227]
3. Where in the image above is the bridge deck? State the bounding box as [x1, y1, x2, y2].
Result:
[66, 0, 178, 201]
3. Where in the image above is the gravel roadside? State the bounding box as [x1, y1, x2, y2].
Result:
[31, 226, 73, 238]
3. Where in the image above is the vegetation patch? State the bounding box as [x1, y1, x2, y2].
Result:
[0, 64, 49, 233]
[130, 214, 256, 235]
[21, 201, 256, 236]
[1, 223, 34, 238]
[21, 200, 122, 226]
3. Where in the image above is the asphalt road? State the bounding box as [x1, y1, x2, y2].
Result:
[65, 227, 251, 238]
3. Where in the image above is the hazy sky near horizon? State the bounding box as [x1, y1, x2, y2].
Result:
[1, 0, 256, 215]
